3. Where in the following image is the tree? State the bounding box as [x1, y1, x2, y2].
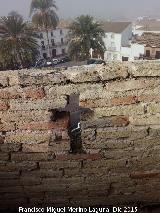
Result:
[68, 15, 106, 61]
[30, 0, 59, 59]
[0, 12, 39, 70]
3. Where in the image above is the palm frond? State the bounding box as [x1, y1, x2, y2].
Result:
[68, 15, 106, 61]
[0, 12, 39, 70]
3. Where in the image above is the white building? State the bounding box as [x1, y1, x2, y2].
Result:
[37, 25, 69, 59]
[102, 22, 144, 61]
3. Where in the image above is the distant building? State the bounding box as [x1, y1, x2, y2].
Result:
[136, 32, 160, 59]
[134, 19, 160, 36]
[37, 20, 70, 59]
[102, 22, 144, 61]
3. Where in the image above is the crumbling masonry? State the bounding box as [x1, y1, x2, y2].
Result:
[0, 62, 160, 211]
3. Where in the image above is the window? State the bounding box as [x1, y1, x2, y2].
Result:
[61, 38, 64, 44]
[43, 53, 47, 59]
[113, 54, 117, 60]
[42, 45, 45, 50]
[111, 42, 115, 47]
[52, 49, 56, 57]
[62, 49, 65, 55]
[60, 29, 63, 35]
[146, 50, 150, 57]
[155, 51, 160, 59]
[40, 33, 43, 39]
[51, 32, 53, 37]
[111, 33, 115, 39]
[51, 39, 55, 46]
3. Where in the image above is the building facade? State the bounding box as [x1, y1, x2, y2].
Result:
[102, 22, 144, 61]
[136, 32, 160, 59]
[37, 27, 69, 59]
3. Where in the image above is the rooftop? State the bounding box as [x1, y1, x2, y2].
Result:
[135, 32, 160, 48]
[101, 21, 131, 33]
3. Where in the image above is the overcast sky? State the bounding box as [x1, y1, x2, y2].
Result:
[0, 0, 160, 20]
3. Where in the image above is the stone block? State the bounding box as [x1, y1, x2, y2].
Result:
[24, 87, 45, 99]
[0, 143, 21, 152]
[11, 153, 50, 161]
[5, 131, 51, 144]
[94, 104, 144, 117]
[10, 98, 67, 111]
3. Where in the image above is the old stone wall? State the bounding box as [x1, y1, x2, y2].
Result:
[0, 62, 160, 212]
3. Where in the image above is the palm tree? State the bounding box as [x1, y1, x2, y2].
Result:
[68, 15, 106, 61]
[30, 0, 59, 59]
[0, 12, 39, 70]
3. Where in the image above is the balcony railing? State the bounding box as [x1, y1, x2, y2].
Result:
[41, 42, 68, 50]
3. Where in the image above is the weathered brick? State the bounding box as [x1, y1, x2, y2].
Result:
[149, 128, 160, 137]
[11, 153, 51, 161]
[18, 70, 66, 86]
[106, 79, 160, 92]
[0, 122, 15, 131]
[10, 98, 67, 111]
[94, 104, 144, 117]
[39, 161, 80, 169]
[20, 177, 41, 185]
[17, 119, 68, 131]
[0, 135, 4, 144]
[0, 186, 24, 192]
[82, 129, 96, 141]
[148, 103, 160, 114]
[82, 116, 129, 129]
[133, 137, 160, 148]
[64, 66, 100, 83]
[0, 143, 21, 152]
[0, 110, 52, 123]
[85, 138, 134, 150]
[22, 169, 63, 178]
[79, 84, 105, 100]
[0, 87, 23, 99]
[130, 171, 160, 179]
[22, 143, 49, 153]
[0, 162, 37, 172]
[23, 184, 67, 192]
[130, 114, 160, 126]
[96, 127, 147, 140]
[80, 98, 108, 108]
[5, 131, 51, 144]
[64, 168, 81, 177]
[131, 62, 160, 77]
[0, 172, 20, 179]
[0, 100, 9, 111]
[56, 153, 102, 161]
[110, 95, 139, 106]
[42, 177, 84, 185]
[97, 62, 129, 80]
[0, 76, 8, 87]
[0, 179, 21, 187]
[24, 87, 45, 99]
[0, 153, 9, 161]
[48, 140, 70, 153]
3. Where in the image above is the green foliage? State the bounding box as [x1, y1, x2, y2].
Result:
[0, 12, 39, 70]
[68, 15, 106, 61]
[30, 0, 59, 30]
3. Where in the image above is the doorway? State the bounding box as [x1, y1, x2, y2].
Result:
[52, 49, 57, 58]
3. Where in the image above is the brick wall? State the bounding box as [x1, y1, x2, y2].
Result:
[0, 62, 160, 212]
